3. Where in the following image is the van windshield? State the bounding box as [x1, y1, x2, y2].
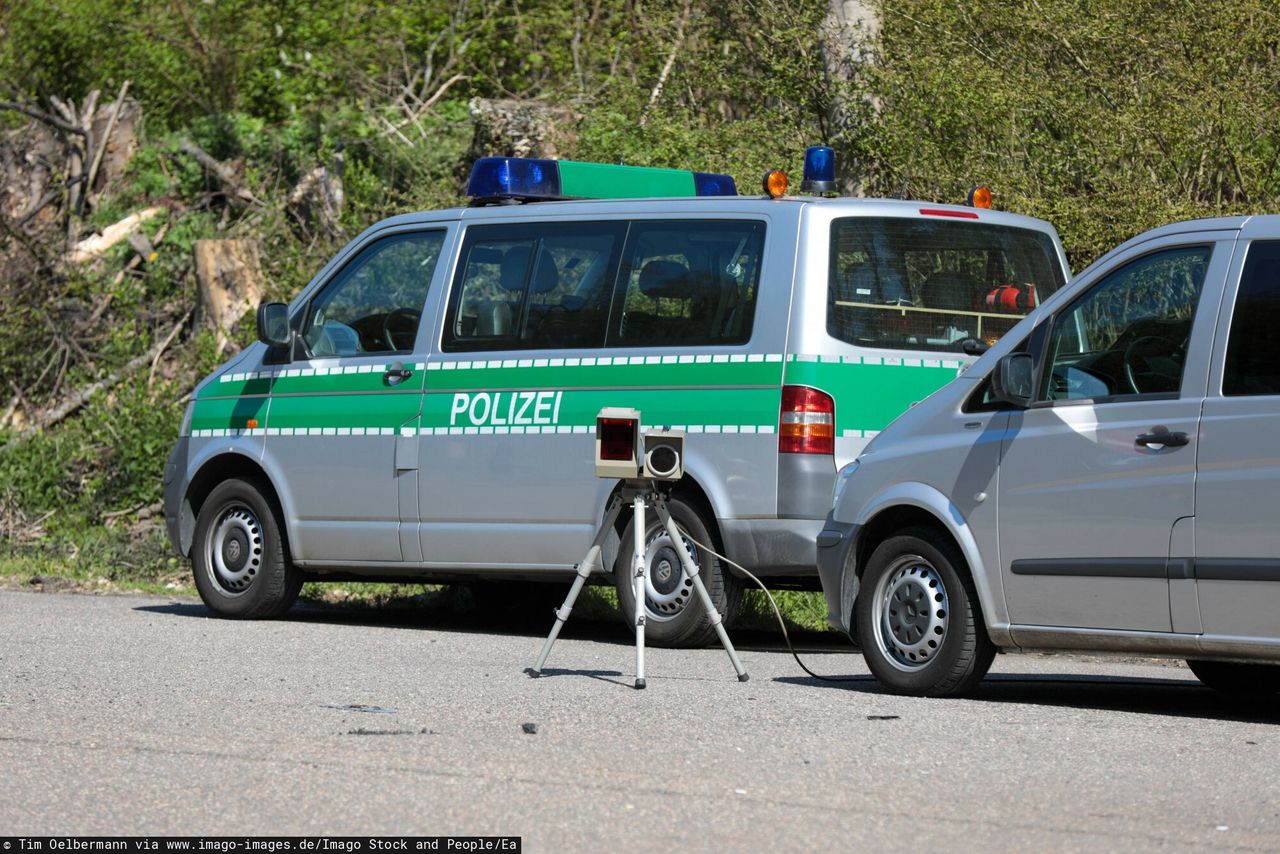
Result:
[828, 216, 1066, 353]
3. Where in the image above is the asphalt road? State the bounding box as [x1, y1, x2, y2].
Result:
[2, 588, 1279, 851]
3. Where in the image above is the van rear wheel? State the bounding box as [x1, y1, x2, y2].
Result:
[613, 496, 742, 649]
[192, 477, 301, 619]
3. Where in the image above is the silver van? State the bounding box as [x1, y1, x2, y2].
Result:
[164, 154, 1068, 646]
[819, 215, 1280, 695]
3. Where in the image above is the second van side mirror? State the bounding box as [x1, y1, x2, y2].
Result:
[990, 352, 1035, 408]
[256, 302, 291, 348]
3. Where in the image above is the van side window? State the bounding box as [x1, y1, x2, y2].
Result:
[1223, 241, 1280, 396]
[301, 230, 445, 357]
[1040, 245, 1210, 402]
[613, 220, 763, 347]
[444, 222, 623, 351]
[828, 217, 1065, 354]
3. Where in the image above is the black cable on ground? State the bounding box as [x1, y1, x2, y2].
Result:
[676, 525, 864, 683]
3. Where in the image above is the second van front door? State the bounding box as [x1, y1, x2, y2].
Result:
[999, 240, 1221, 632]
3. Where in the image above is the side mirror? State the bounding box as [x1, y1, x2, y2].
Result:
[256, 302, 291, 348]
[990, 352, 1035, 408]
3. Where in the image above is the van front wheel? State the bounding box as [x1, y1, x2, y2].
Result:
[192, 477, 301, 619]
[855, 527, 994, 697]
[614, 496, 742, 649]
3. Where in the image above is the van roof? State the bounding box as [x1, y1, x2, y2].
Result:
[367, 195, 1062, 235]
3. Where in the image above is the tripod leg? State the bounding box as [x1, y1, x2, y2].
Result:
[632, 493, 647, 689]
[529, 497, 624, 677]
[655, 498, 750, 682]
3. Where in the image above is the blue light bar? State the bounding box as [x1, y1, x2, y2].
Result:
[467, 157, 562, 202]
[800, 145, 837, 195]
[692, 171, 738, 197]
[467, 157, 738, 204]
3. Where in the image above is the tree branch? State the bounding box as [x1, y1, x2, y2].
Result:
[639, 0, 691, 126]
[0, 101, 88, 137]
[85, 80, 131, 199]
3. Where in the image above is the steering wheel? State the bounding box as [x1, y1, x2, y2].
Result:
[533, 304, 574, 346]
[382, 307, 421, 352]
[1123, 335, 1184, 395]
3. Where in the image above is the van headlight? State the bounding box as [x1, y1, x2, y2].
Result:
[179, 401, 194, 437]
[831, 459, 860, 510]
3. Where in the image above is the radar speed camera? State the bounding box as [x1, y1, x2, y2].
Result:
[594, 408, 684, 482]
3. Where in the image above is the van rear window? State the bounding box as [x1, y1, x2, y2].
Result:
[828, 217, 1065, 353]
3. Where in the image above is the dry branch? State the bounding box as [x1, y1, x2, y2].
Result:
[640, 0, 691, 127]
[66, 206, 164, 264]
[85, 81, 131, 200]
[0, 311, 191, 455]
[0, 101, 88, 137]
[177, 138, 261, 206]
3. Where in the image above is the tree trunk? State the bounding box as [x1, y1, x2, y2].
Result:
[819, 0, 881, 196]
[193, 239, 265, 353]
[287, 158, 345, 242]
[466, 98, 581, 170]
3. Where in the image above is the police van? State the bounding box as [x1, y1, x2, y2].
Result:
[163, 148, 1070, 646]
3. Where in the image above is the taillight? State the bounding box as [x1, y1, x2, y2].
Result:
[779, 385, 835, 455]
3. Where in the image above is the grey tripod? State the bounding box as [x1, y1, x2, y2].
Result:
[528, 483, 749, 689]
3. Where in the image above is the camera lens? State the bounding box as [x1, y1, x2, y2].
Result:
[647, 444, 679, 477]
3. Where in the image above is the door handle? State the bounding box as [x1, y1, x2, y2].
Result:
[384, 362, 413, 385]
[1135, 429, 1189, 448]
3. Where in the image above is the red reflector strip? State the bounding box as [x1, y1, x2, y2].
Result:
[919, 208, 980, 219]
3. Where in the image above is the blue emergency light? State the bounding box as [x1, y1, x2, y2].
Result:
[467, 157, 738, 204]
[800, 145, 837, 195]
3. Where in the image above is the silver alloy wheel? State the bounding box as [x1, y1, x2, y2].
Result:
[204, 505, 264, 597]
[641, 526, 699, 622]
[871, 554, 950, 672]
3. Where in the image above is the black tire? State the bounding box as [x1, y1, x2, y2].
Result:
[191, 477, 301, 619]
[614, 495, 742, 648]
[855, 526, 994, 697]
[1186, 660, 1280, 697]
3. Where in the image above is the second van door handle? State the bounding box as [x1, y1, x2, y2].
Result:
[1135, 430, 1189, 448]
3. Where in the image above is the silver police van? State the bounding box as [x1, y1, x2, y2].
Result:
[819, 214, 1280, 695]
[164, 150, 1069, 646]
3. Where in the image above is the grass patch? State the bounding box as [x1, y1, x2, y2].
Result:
[737, 588, 833, 634]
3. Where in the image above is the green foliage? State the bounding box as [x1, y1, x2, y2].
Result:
[857, 0, 1280, 266]
[578, 0, 830, 190]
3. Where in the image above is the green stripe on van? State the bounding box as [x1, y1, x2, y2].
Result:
[424, 356, 782, 391]
[784, 357, 963, 434]
[189, 353, 965, 438]
[190, 395, 268, 432]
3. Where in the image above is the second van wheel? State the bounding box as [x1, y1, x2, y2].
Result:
[614, 496, 742, 649]
[855, 526, 995, 697]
